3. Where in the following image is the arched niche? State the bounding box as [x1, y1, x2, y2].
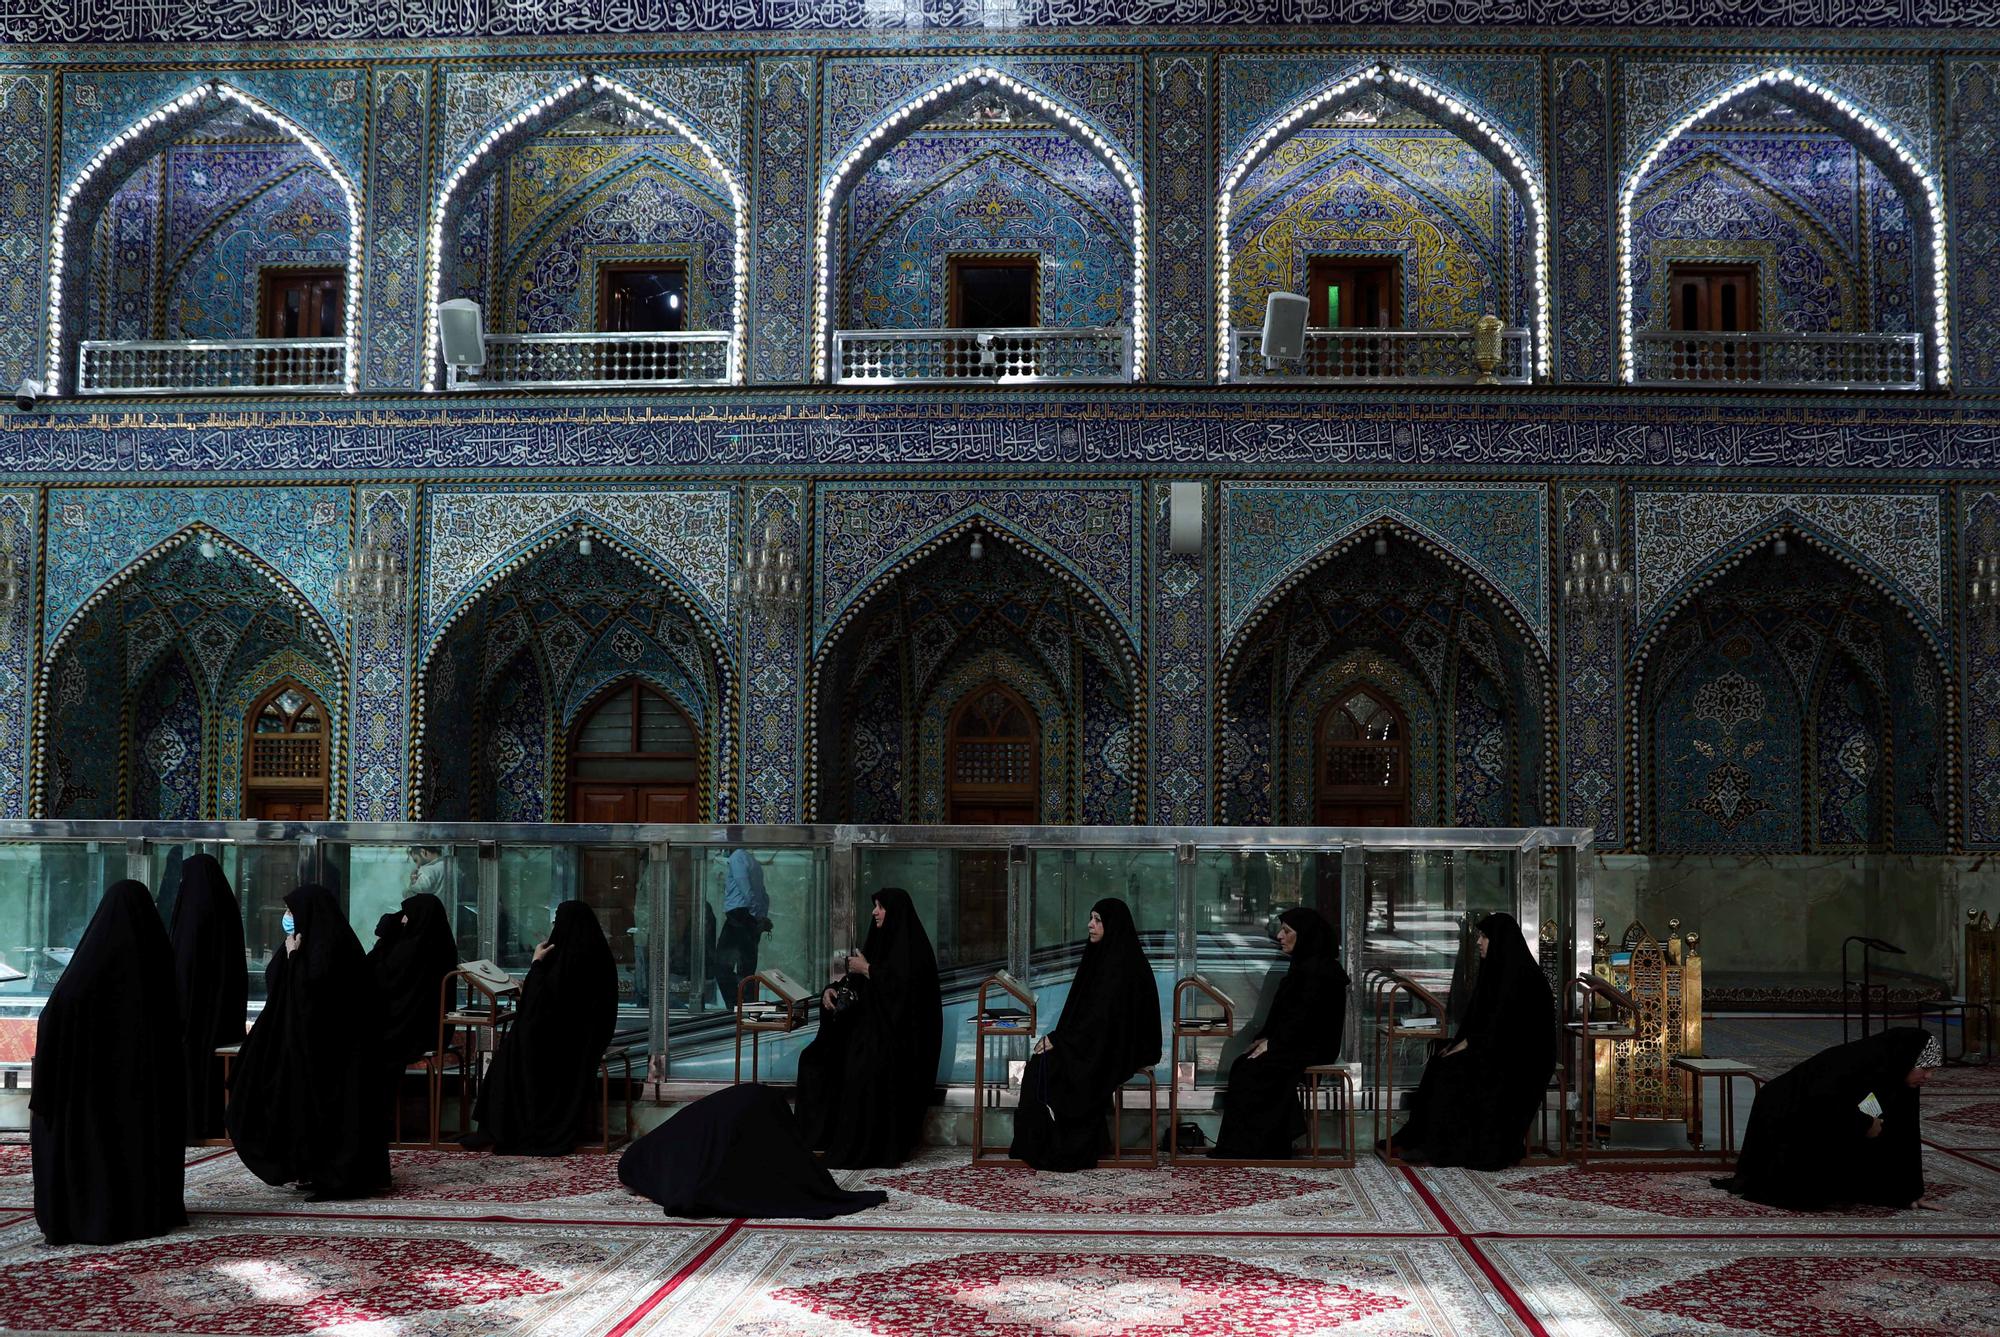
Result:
[1215, 62, 1550, 380]
[1617, 68, 1950, 387]
[420, 73, 747, 391]
[47, 81, 362, 396]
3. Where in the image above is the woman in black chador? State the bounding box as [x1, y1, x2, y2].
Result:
[169, 853, 247, 1144]
[227, 884, 392, 1201]
[1209, 907, 1349, 1159]
[368, 892, 459, 1067]
[472, 900, 618, 1155]
[32, 880, 186, 1245]
[1715, 1027, 1940, 1210]
[795, 887, 944, 1168]
[620, 1083, 888, 1220]
[1010, 897, 1161, 1171]
[1388, 911, 1554, 1169]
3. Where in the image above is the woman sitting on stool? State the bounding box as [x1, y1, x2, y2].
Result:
[1210, 907, 1348, 1159]
[1010, 897, 1161, 1171]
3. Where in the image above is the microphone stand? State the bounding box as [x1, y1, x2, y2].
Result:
[1843, 935, 1907, 1043]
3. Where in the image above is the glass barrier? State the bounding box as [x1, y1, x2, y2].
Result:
[1028, 848, 1177, 1081]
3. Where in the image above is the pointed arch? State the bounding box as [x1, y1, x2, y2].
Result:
[421, 73, 748, 391]
[1215, 62, 1551, 380]
[810, 65, 1147, 382]
[1616, 67, 1950, 386]
[46, 80, 363, 396]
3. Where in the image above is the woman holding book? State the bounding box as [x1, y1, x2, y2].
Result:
[1714, 1027, 1938, 1210]
[1009, 897, 1161, 1171]
[794, 887, 943, 1168]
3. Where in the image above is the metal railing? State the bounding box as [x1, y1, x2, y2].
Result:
[831, 326, 1133, 384]
[76, 338, 347, 395]
[1631, 331, 1925, 391]
[445, 331, 734, 390]
[1229, 326, 1532, 384]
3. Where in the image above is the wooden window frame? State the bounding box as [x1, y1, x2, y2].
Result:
[596, 260, 691, 334]
[243, 679, 330, 813]
[946, 253, 1042, 330]
[567, 678, 700, 769]
[1665, 262, 1761, 334]
[1315, 685, 1410, 805]
[258, 267, 345, 340]
[1305, 255, 1402, 330]
[945, 681, 1041, 814]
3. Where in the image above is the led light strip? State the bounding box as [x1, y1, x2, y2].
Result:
[47, 81, 364, 395]
[1214, 62, 1551, 382]
[1616, 67, 1950, 388]
[420, 73, 750, 392]
[810, 65, 1147, 383]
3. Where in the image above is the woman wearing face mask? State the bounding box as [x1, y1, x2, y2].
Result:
[794, 888, 944, 1168]
[468, 900, 619, 1155]
[228, 885, 392, 1201]
[1384, 911, 1554, 1170]
[1209, 907, 1349, 1159]
[1009, 898, 1162, 1172]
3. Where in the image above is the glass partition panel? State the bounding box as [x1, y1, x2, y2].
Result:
[144, 842, 305, 1000]
[496, 845, 571, 972]
[0, 840, 124, 1000]
[1028, 848, 1176, 1079]
[331, 843, 481, 962]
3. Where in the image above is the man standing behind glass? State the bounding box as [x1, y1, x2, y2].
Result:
[714, 849, 771, 1007]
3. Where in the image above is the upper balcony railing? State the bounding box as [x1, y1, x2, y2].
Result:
[446, 331, 734, 390]
[1631, 331, 1925, 391]
[77, 338, 347, 396]
[832, 326, 1133, 384]
[1228, 326, 1532, 385]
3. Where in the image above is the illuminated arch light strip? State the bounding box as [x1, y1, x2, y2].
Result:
[811, 66, 1148, 383]
[1215, 63, 1552, 381]
[1617, 67, 1951, 388]
[421, 74, 750, 392]
[47, 81, 365, 395]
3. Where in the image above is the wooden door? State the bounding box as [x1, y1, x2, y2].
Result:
[1306, 257, 1400, 377]
[946, 685, 1041, 966]
[566, 680, 700, 823]
[1667, 263, 1759, 381]
[261, 269, 344, 339]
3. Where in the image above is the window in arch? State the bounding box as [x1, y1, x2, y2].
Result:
[244, 682, 329, 820]
[599, 263, 689, 333]
[260, 269, 344, 339]
[1668, 263, 1760, 382]
[947, 683, 1041, 823]
[1307, 256, 1399, 330]
[1315, 686, 1409, 827]
[567, 679, 701, 824]
[948, 255, 1040, 329]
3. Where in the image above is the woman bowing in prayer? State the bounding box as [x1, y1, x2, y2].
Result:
[620, 1084, 888, 1220]
[1010, 898, 1162, 1171]
[1209, 907, 1349, 1159]
[1715, 1027, 1939, 1211]
[795, 888, 944, 1167]
[368, 892, 459, 1067]
[169, 853, 247, 1145]
[32, 880, 186, 1245]
[471, 900, 618, 1155]
[1387, 911, 1554, 1169]
[228, 884, 392, 1202]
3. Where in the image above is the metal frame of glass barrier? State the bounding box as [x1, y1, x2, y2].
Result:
[0, 822, 1590, 1111]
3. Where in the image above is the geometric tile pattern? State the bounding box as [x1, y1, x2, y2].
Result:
[740, 484, 805, 822]
[1148, 480, 1211, 824]
[0, 491, 35, 819]
[1553, 57, 1613, 384]
[1560, 484, 1624, 846]
[1965, 490, 2000, 847]
[348, 486, 414, 821]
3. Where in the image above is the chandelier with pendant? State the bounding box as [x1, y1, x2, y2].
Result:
[732, 518, 802, 620]
[333, 524, 404, 621]
[0, 514, 22, 631]
[1563, 524, 1633, 621]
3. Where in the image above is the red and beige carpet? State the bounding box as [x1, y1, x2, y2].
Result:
[2, 1032, 1997, 1335]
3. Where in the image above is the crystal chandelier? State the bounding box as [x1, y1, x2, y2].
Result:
[1563, 525, 1633, 620]
[1972, 515, 2000, 633]
[0, 514, 22, 631]
[732, 519, 802, 620]
[333, 525, 404, 621]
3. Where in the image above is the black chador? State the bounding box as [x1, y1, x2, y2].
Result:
[1010, 897, 1162, 1172]
[227, 884, 392, 1201]
[169, 854, 247, 1145]
[1715, 1027, 1939, 1211]
[368, 892, 458, 1067]
[619, 1083, 887, 1220]
[795, 888, 945, 1168]
[1389, 911, 1554, 1170]
[1210, 907, 1349, 1159]
[32, 880, 187, 1245]
[472, 900, 618, 1155]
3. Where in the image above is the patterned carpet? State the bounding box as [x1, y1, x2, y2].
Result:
[2, 1023, 1998, 1335]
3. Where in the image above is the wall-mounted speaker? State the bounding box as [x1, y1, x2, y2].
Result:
[1168, 481, 1204, 556]
[1260, 291, 1309, 364]
[438, 299, 486, 369]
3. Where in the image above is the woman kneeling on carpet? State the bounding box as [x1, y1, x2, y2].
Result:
[1713, 1027, 1938, 1211]
[794, 887, 944, 1168]
[1386, 911, 1554, 1170]
[469, 899, 618, 1155]
[1009, 897, 1162, 1171]
[1209, 907, 1348, 1159]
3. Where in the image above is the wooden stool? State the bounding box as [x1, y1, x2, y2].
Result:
[1299, 1062, 1359, 1168]
[394, 1048, 468, 1149]
[1106, 1069, 1159, 1166]
[581, 1045, 637, 1153]
[1671, 1057, 1764, 1159]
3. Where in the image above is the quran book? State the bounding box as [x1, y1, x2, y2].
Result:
[459, 959, 522, 993]
[1859, 1092, 1884, 1118]
[0, 958, 24, 983]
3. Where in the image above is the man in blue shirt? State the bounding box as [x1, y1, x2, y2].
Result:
[714, 849, 772, 1005]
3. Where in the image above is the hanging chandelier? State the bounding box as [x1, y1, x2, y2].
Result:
[0, 514, 22, 630]
[1972, 516, 2000, 632]
[732, 518, 802, 620]
[1563, 525, 1633, 620]
[333, 525, 403, 621]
